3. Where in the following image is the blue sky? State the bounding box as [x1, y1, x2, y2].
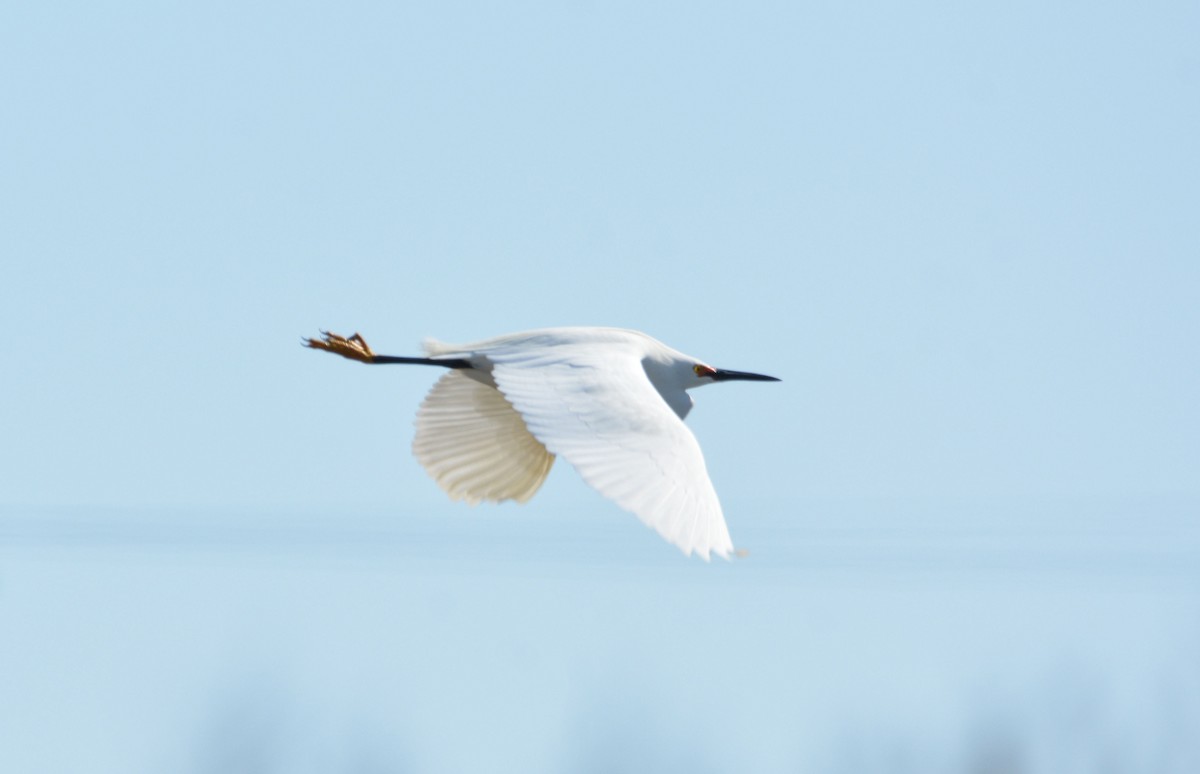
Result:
[3, 0, 1197, 513]
[2, 2, 1198, 771]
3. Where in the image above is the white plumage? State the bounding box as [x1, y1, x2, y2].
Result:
[306, 327, 780, 560]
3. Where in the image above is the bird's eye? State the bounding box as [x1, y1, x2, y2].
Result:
[693, 364, 717, 378]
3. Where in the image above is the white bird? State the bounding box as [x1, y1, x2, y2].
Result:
[304, 327, 779, 559]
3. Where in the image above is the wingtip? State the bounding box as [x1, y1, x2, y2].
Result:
[687, 543, 742, 562]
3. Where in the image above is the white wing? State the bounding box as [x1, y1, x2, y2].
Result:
[486, 345, 733, 560]
[413, 370, 555, 504]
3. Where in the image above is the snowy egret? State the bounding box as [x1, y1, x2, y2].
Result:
[304, 328, 779, 559]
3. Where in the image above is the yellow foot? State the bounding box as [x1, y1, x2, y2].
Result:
[303, 330, 377, 363]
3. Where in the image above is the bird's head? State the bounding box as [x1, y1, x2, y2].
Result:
[640, 340, 780, 419]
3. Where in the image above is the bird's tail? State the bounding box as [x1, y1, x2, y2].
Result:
[421, 337, 462, 357]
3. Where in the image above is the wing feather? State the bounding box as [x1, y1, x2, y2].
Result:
[486, 345, 733, 559]
[412, 371, 555, 505]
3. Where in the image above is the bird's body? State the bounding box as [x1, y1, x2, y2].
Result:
[305, 327, 779, 560]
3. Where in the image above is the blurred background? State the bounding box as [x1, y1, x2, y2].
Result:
[1, 1, 1197, 771]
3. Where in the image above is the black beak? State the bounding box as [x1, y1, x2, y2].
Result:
[710, 368, 781, 383]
